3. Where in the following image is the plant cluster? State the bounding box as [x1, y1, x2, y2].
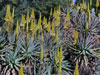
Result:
[0, 0, 100, 75]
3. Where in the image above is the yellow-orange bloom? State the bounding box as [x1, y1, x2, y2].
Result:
[66, 10, 70, 21]
[53, 8, 56, 18]
[96, 0, 99, 8]
[55, 17, 60, 27]
[76, 4, 79, 11]
[20, 15, 25, 32]
[74, 60, 79, 75]
[11, 7, 14, 23]
[87, 3, 90, 13]
[16, 20, 19, 36]
[20, 15, 25, 26]
[57, 5, 61, 15]
[19, 62, 24, 75]
[31, 8, 35, 19]
[90, 0, 92, 7]
[59, 46, 63, 61]
[57, 47, 59, 57]
[73, 30, 78, 45]
[5, 4, 11, 21]
[64, 23, 68, 29]
[54, 53, 57, 65]
[38, 13, 42, 32]
[82, 0, 86, 9]
[71, 0, 74, 6]
[12, 7, 14, 18]
[55, 31, 59, 43]
[50, 8, 52, 16]
[59, 60, 62, 75]
[51, 23, 55, 36]
[26, 11, 30, 23]
[40, 45, 44, 61]
[43, 16, 47, 28]
[86, 22, 89, 31]
[30, 20, 34, 31]
[88, 10, 91, 25]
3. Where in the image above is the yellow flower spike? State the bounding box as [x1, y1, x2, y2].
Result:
[31, 8, 35, 19]
[57, 47, 59, 57]
[0, 27, 1, 32]
[54, 53, 57, 65]
[76, 4, 79, 11]
[96, 38, 99, 43]
[40, 45, 44, 62]
[74, 60, 79, 75]
[88, 10, 91, 25]
[16, 20, 19, 36]
[84, 58, 87, 67]
[82, 0, 84, 5]
[86, 22, 89, 31]
[84, 1, 86, 9]
[86, 22, 89, 37]
[82, 0, 86, 9]
[38, 13, 42, 32]
[55, 12, 58, 19]
[59, 60, 62, 75]
[12, 72, 14, 75]
[20, 15, 25, 25]
[73, 30, 78, 45]
[51, 23, 55, 36]
[87, 3, 90, 20]
[19, 62, 24, 75]
[47, 20, 50, 32]
[41, 32, 44, 42]
[30, 20, 34, 31]
[71, 0, 74, 6]
[90, 0, 92, 8]
[66, 10, 70, 22]
[55, 17, 60, 27]
[55, 31, 59, 43]
[53, 8, 56, 18]
[26, 23, 29, 33]
[33, 22, 38, 34]
[27, 11, 30, 23]
[32, 21, 36, 34]
[12, 7, 14, 18]
[96, 0, 99, 8]
[80, 4, 83, 12]
[26, 23, 29, 40]
[64, 23, 68, 29]
[32, 25, 37, 40]
[59, 46, 63, 61]
[38, 13, 41, 26]
[11, 7, 15, 24]
[50, 8, 52, 16]
[43, 16, 47, 28]
[87, 3, 90, 13]
[57, 5, 61, 15]
[43, 16, 46, 25]
[20, 15, 25, 32]
[5, 4, 11, 21]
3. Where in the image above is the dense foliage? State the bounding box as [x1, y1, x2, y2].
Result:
[0, 0, 68, 26]
[1, 0, 100, 75]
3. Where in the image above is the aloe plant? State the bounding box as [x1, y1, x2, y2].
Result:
[1, 0, 100, 75]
